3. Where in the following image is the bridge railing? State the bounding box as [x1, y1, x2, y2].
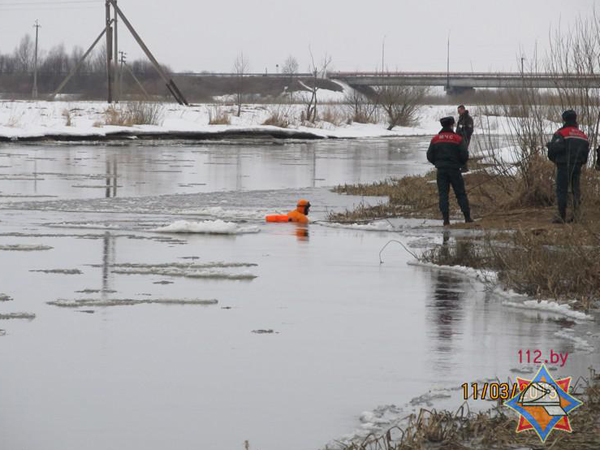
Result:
[329, 71, 600, 80]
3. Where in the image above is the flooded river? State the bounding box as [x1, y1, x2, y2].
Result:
[0, 139, 597, 450]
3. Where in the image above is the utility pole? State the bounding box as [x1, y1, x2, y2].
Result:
[105, 0, 114, 103]
[113, 0, 119, 102]
[381, 35, 386, 74]
[110, 0, 188, 105]
[119, 51, 126, 99]
[32, 20, 41, 99]
[446, 35, 450, 92]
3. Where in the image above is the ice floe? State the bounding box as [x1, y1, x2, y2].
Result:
[47, 298, 219, 308]
[153, 219, 260, 235]
[30, 269, 83, 275]
[0, 312, 36, 320]
[0, 244, 53, 251]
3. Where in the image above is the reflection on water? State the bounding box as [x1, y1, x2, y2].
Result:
[101, 232, 116, 295]
[0, 139, 431, 201]
[428, 270, 466, 370]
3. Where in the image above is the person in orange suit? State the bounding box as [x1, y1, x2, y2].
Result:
[287, 199, 311, 223]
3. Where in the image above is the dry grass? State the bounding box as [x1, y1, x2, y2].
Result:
[262, 108, 292, 128]
[62, 108, 73, 126]
[208, 105, 231, 125]
[104, 102, 164, 126]
[341, 372, 600, 450]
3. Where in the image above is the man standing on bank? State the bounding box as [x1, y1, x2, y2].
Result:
[456, 105, 474, 147]
[456, 105, 474, 172]
[547, 110, 590, 223]
[427, 116, 473, 226]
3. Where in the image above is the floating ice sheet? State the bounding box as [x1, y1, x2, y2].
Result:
[30, 269, 83, 275]
[0, 312, 36, 320]
[47, 298, 219, 308]
[0, 244, 53, 251]
[153, 219, 260, 235]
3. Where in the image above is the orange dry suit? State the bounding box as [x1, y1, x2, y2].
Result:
[287, 200, 310, 223]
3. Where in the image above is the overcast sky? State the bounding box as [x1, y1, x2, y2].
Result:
[0, 0, 597, 73]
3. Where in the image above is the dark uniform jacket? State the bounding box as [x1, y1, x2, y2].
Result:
[456, 111, 474, 140]
[427, 128, 469, 170]
[547, 125, 589, 165]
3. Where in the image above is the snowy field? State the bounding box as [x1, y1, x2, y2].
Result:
[0, 139, 597, 450]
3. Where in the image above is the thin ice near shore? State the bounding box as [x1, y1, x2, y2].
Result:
[408, 261, 594, 321]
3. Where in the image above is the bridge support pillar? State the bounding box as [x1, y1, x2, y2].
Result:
[445, 85, 475, 95]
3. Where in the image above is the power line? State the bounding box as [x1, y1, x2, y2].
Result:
[0, 1, 102, 5]
[0, 0, 102, 10]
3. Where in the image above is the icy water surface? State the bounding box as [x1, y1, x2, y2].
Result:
[0, 140, 597, 450]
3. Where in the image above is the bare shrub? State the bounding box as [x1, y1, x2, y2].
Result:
[302, 50, 332, 124]
[233, 52, 249, 117]
[375, 85, 428, 130]
[320, 106, 344, 126]
[104, 106, 123, 126]
[126, 102, 164, 125]
[344, 89, 379, 124]
[208, 106, 231, 125]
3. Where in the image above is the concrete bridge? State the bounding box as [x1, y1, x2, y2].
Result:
[179, 71, 600, 94]
[328, 71, 600, 93]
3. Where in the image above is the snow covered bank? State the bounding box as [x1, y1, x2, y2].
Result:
[0, 100, 453, 142]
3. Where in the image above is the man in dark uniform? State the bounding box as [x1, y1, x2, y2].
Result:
[427, 116, 473, 226]
[456, 105, 474, 173]
[547, 110, 590, 223]
[456, 105, 474, 147]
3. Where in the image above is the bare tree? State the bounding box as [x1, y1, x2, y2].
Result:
[281, 55, 299, 76]
[302, 49, 332, 123]
[14, 34, 34, 73]
[233, 52, 250, 117]
[376, 85, 428, 130]
[546, 14, 600, 166]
